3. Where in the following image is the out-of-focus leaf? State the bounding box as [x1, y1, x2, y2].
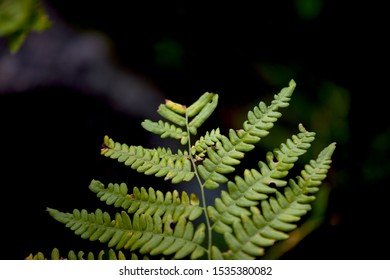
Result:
[0, 0, 51, 53]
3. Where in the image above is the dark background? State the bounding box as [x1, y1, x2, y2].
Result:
[0, 1, 389, 259]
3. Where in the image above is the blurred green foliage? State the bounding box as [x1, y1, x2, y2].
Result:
[294, 0, 323, 20]
[154, 38, 185, 69]
[0, 0, 51, 53]
[363, 128, 390, 183]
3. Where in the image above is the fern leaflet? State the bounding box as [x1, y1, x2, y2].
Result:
[47, 208, 206, 260]
[141, 119, 189, 145]
[101, 138, 194, 184]
[89, 180, 203, 222]
[143, 92, 218, 137]
[26, 248, 152, 260]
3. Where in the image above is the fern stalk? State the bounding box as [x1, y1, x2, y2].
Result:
[185, 111, 213, 260]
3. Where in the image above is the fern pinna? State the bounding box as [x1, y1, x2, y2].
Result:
[29, 79, 336, 260]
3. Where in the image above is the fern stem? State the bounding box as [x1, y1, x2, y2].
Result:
[185, 112, 213, 260]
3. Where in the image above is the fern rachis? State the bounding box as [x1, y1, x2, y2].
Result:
[28, 79, 336, 260]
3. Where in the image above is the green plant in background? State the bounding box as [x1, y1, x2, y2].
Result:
[0, 0, 51, 53]
[27, 80, 336, 260]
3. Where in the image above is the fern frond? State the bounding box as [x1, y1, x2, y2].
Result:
[190, 128, 222, 156]
[157, 103, 187, 127]
[221, 142, 336, 260]
[187, 93, 218, 135]
[148, 93, 218, 136]
[89, 180, 203, 222]
[101, 136, 194, 184]
[25, 248, 142, 260]
[141, 119, 189, 145]
[47, 208, 207, 260]
[186, 92, 216, 117]
[197, 80, 296, 189]
[208, 124, 316, 233]
[35, 80, 336, 261]
[236, 79, 295, 150]
[196, 134, 244, 189]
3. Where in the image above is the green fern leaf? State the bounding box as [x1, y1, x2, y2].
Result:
[221, 142, 336, 259]
[197, 80, 296, 189]
[211, 246, 224, 260]
[144, 93, 218, 138]
[141, 120, 189, 145]
[195, 135, 244, 189]
[25, 248, 151, 260]
[157, 103, 187, 127]
[25, 252, 46, 260]
[47, 208, 207, 260]
[89, 180, 202, 222]
[190, 128, 222, 156]
[208, 123, 316, 233]
[186, 92, 215, 117]
[101, 136, 194, 184]
[187, 94, 218, 135]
